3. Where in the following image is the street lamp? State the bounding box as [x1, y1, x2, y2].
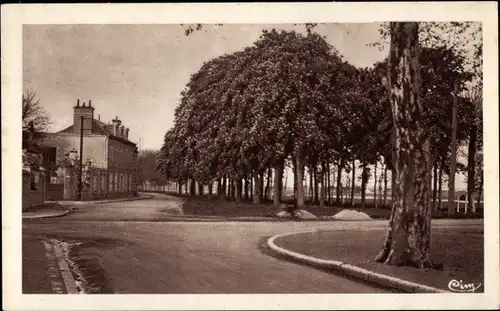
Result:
[77, 116, 93, 200]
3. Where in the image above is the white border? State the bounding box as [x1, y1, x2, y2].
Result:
[2, 2, 499, 310]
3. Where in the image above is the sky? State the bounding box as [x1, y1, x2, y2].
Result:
[23, 23, 470, 190]
[23, 23, 388, 149]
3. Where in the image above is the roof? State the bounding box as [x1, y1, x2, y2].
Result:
[57, 119, 137, 147]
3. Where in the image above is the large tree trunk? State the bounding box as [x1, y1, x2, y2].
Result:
[222, 176, 227, 198]
[336, 157, 344, 204]
[231, 179, 236, 200]
[438, 159, 444, 210]
[476, 169, 483, 210]
[208, 182, 213, 196]
[253, 173, 261, 204]
[375, 22, 433, 268]
[283, 166, 288, 198]
[432, 160, 438, 211]
[295, 156, 305, 208]
[326, 161, 331, 205]
[189, 179, 196, 196]
[448, 82, 458, 216]
[293, 158, 297, 199]
[308, 167, 313, 203]
[391, 168, 395, 203]
[350, 158, 356, 206]
[264, 168, 272, 200]
[467, 123, 477, 211]
[374, 162, 378, 208]
[378, 165, 383, 206]
[273, 161, 283, 207]
[314, 167, 319, 204]
[244, 176, 249, 200]
[360, 162, 369, 208]
[178, 181, 183, 195]
[235, 179, 242, 202]
[319, 162, 326, 207]
[250, 176, 254, 199]
[383, 165, 388, 207]
[198, 181, 204, 196]
[259, 171, 264, 202]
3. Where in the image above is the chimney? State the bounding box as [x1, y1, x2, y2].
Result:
[111, 116, 121, 137]
[125, 128, 129, 140]
[120, 125, 125, 138]
[74, 99, 94, 135]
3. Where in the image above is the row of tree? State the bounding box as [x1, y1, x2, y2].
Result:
[156, 25, 483, 215]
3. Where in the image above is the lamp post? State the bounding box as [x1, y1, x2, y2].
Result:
[77, 116, 84, 200]
[78, 116, 92, 200]
[84, 158, 92, 191]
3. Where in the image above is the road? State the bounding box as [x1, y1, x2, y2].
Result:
[23, 193, 482, 294]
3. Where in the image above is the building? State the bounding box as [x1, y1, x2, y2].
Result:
[41, 99, 139, 200]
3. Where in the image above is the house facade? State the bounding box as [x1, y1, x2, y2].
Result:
[42, 100, 139, 200]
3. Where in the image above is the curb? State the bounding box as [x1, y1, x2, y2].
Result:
[23, 210, 70, 220]
[267, 231, 451, 294]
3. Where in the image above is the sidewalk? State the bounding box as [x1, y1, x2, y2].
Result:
[47, 193, 154, 212]
[268, 226, 484, 293]
[22, 236, 64, 293]
[23, 203, 70, 220]
[23, 194, 154, 219]
[52, 193, 153, 207]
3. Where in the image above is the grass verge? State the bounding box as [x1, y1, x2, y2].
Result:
[273, 227, 484, 292]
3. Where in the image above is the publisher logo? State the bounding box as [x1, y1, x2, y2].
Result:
[448, 279, 482, 293]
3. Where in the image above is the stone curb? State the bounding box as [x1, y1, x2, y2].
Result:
[22, 210, 70, 220]
[267, 230, 451, 294]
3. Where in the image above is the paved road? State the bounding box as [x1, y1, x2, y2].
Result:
[23, 194, 482, 294]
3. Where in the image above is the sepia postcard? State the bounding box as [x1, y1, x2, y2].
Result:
[2, 2, 499, 310]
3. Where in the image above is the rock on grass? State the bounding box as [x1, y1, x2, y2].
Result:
[332, 209, 372, 220]
[276, 211, 293, 218]
[293, 209, 318, 220]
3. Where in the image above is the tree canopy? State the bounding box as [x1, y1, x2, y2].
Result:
[158, 25, 481, 211]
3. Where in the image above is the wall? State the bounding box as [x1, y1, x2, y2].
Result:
[42, 133, 108, 169]
[107, 137, 138, 196]
[22, 170, 46, 210]
[46, 183, 64, 201]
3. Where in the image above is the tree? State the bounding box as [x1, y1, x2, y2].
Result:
[22, 90, 50, 132]
[137, 149, 168, 187]
[375, 22, 434, 268]
[464, 85, 482, 210]
[159, 28, 353, 209]
[22, 90, 50, 152]
[372, 22, 482, 217]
